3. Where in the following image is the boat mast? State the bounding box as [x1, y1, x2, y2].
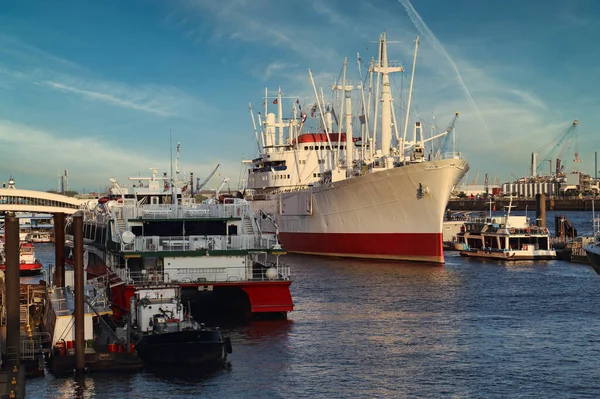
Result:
[357, 53, 370, 165]
[334, 58, 353, 173]
[249, 103, 264, 153]
[402, 36, 419, 155]
[367, 58, 375, 159]
[309, 69, 334, 160]
[277, 87, 284, 146]
[343, 61, 353, 175]
[373, 31, 404, 158]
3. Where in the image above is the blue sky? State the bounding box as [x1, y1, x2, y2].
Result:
[1, 0, 598, 192]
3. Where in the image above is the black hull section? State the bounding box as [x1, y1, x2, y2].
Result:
[586, 247, 600, 275]
[135, 330, 230, 365]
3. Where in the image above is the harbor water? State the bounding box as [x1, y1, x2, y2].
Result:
[25, 211, 600, 398]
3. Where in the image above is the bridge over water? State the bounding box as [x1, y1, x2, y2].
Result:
[0, 187, 84, 214]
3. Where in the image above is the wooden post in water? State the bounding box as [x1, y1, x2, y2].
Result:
[73, 211, 86, 372]
[536, 193, 546, 228]
[54, 212, 65, 287]
[5, 213, 20, 365]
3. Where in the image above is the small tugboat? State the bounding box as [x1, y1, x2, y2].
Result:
[131, 284, 232, 366]
[0, 242, 43, 275]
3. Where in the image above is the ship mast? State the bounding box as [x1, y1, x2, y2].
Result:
[372, 31, 403, 157]
[402, 36, 419, 154]
[277, 87, 284, 146]
[357, 53, 371, 165]
[333, 58, 354, 174]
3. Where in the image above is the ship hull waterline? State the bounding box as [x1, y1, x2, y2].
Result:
[267, 158, 469, 264]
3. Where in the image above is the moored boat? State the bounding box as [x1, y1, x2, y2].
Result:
[65, 165, 293, 324]
[131, 284, 231, 366]
[0, 242, 43, 275]
[244, 32, 469, 263]
[25, 231, 53, 243]
[583, 204, 600, 274]
[43, 273, 143, 375]
[459, 197, 556, 261]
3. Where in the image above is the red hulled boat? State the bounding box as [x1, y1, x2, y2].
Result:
[0, 242, 43, 275]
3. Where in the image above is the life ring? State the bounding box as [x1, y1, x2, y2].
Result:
[543, 227, 548, 234]
[510, 228, 515, 234]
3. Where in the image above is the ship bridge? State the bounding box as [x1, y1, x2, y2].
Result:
[0, 188, 84, 214]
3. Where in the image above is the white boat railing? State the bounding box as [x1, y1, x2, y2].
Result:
[122, 234, 278, 253]
[117, 202, 252, 220]
[116, 260, 290, 284]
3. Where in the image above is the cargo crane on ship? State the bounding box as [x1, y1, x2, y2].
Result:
[535, 120, 579, 177]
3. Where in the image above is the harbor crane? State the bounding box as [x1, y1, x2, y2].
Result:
[435, 111, 459, 159]
[535, 119, 579, 176]
[484, 173, 489, 198]
[195, 164, 220, 194]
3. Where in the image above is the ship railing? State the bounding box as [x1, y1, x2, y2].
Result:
[133, 202, 252, 220]
[50, 286, 107, 315]
[123, 234, 278, 253]
[443, 151, 462, 160]
[249, 252, 291, 281]
[121, 262, 290, 284]
[19, 332, 51, 360]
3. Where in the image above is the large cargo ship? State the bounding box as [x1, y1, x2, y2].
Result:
[244, 32, 469, 263]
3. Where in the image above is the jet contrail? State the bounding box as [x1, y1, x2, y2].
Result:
[399, 0, 492, 140]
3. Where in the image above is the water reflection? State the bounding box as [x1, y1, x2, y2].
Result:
[142, 361, 232, 382]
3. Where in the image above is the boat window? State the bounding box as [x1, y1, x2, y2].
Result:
[304, 146, 308, 150]
[309, 146, 313, 150]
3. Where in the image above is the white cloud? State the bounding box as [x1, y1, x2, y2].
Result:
[0, 34, 84, 71]
[0, 63, 213, 119]
[44, 80, 179, 117]
[0, 120, 241, 191]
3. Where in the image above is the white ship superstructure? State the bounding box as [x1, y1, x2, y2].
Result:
[245, 32, 469, 263]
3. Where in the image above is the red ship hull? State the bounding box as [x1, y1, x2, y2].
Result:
[0, 262, 43, 276]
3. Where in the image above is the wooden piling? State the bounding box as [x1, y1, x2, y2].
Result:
[5, 213, 20, 365]
[54, 212, 65, 288]
[536, 193, 546, 228]
[73, 211, 85, 372]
